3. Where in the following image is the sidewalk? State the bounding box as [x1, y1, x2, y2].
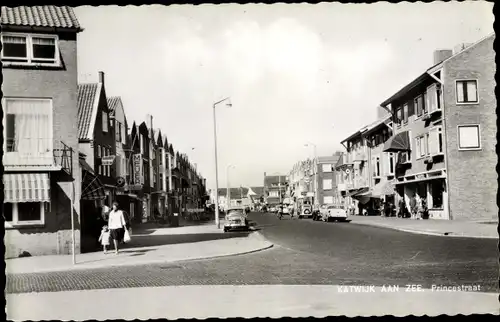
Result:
[6, 221, 273, 274]
[349, 215, 498, 239]
[7, 285, 498, 320]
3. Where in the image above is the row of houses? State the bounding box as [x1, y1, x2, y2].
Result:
[335, 33, 496, 221]
[280, 33, 496, 223]
[3, 6, 207, 258]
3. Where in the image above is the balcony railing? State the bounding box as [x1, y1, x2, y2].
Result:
[4, 138, 73, 174]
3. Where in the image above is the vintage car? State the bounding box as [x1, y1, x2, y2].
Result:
[223, 208, 249, 232]
[298, 204, 313, 219]
[321, 205, 349, 222]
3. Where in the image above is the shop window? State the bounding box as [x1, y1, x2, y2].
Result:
[430, 181, 444, 209]
[458, 125, 481, 150]
[456, 80, 478, 104]
[5, 202, 45, 226]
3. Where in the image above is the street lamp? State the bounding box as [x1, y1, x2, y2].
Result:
[226, 164, 236, 209]
[213, 97, 232, 229]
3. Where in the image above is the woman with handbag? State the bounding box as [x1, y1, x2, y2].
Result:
[107, 202, 127, 254]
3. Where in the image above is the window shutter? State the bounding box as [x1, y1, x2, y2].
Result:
[428, 128, 438, 155]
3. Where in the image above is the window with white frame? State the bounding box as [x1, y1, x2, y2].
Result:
[458, 125, 481, 150]
[403, 103, 409, 124]
[102, 111, 108, 132]
[322, 164, 331, 172]
[388, 153, 395, 175]
[4, 202, 46, 226]
[115, 121, 122, 143]
[415, 95, 424, 117]
[428, 126, 444, 155]
[372, 156, 381, 177]
[3, 98, 53, 154]
[269, 191, 279, 197]
[396, 108, 402, 126]
[426, 84, 441, 113]
[456, 80, 478, 104]
[415, 135, 428, 158]
[1, 33, 59, 66]
[121, 124, 126, 144]
[323, 179, 333, 190]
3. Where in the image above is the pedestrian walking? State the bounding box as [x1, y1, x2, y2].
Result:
[98, 225, 110, 254]
[107, 201, 127, 254]
[409, 194, 417, 220]
[384, 201, 391, 217]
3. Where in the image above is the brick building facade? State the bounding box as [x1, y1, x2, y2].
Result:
[3, 6, 83, 257]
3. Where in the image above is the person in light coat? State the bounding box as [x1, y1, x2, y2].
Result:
[107, 202, 127, 254]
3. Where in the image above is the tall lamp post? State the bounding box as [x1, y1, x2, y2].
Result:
[304, 142, 318, 205]
[226, 164, 236, 209]
[213, 97, 232, 229]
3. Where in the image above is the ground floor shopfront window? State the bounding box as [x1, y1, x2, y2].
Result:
[401, 178, 447, 219]
[4, 202, 47, 227]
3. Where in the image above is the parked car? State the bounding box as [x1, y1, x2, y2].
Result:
[298, 204, 313, 219]
[313, 204, 328, 221]
[223, 208, 249, 232]
[321, 205, 349, 222]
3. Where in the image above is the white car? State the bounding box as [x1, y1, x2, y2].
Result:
[321, 205, 349, 222]
[223, 208, 249, 232]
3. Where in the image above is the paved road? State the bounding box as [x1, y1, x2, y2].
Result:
[6, 213, 497, 294]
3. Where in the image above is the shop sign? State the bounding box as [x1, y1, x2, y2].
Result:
[133, 154, 143, 184]
[416, 174, 426, 180]
[102, 155, 116, 166]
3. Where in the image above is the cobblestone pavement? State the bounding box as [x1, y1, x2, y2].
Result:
[6, 213, 498, 294]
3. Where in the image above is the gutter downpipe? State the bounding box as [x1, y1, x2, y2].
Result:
[428, 69, 451, 220]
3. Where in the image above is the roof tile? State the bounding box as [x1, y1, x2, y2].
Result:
[77, 83, 99, 140]
[1, 6, 82, 31]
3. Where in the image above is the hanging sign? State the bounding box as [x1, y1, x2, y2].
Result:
[101, 155, 116, 166]
[133, 154, 143, 184]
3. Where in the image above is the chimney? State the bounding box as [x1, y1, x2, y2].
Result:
[453, 43, 473, 55]
[433, 49, 453, 65]
[98, 71, 105, 85]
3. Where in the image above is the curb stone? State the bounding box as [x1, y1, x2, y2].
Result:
[6, 231, 275, 275]
[350, 221, 497, 240]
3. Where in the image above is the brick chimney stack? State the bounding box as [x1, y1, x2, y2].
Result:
[98, 71, 105, 85]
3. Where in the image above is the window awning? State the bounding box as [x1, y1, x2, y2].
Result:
[346, 187, 369, 197]
[3, 173, 50, 203]
[81, 160, 106, 201]
[383, 131, 411, 153]
[371, 178, 396, 197]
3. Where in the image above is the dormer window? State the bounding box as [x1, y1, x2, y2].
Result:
[1, 33, 59, 66]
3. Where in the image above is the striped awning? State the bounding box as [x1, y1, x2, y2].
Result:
[81, 160, 106, 201]
[3, 173, 50, 203]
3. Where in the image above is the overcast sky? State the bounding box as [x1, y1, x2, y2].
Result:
[75, 2, 493, 189]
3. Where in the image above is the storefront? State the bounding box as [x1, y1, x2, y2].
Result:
[395, 170, 448, 220]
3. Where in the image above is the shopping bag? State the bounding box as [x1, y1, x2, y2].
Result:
[123, 228, 131, 243]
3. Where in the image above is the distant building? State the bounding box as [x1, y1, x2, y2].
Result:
[263, 173, 287, 206]
[315, 153, 342, 205]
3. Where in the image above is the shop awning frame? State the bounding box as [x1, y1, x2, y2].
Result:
[383, 131, 411, 153]
[81, 160, 106, 201]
